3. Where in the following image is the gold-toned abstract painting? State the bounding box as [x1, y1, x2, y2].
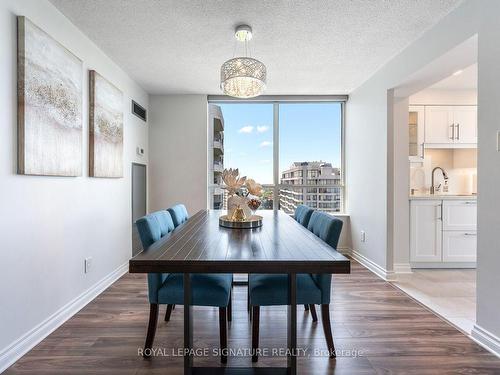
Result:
[89, 71, 123, 178]
[17, 16, 83, 176]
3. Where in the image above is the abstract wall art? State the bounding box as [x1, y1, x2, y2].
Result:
[89, 70, 123, 178]
[17, 16, 83, 176]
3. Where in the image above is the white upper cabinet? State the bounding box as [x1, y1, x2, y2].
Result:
[425, 106, 454, 144]
[453, 106, 477, 144]
[409, 105, 425, 161]
[423, 105, 477, 146]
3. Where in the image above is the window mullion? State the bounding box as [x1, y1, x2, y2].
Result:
[273, 103, 279, 212]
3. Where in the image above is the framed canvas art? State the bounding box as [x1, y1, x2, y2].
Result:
[89, 70, 124, 178]
[17, 16, 83, 176]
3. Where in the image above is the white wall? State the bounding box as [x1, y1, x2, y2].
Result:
[475, 0, 500, 349]
[346, 0, 479, 275]
[148, 95, 208, 214]
[0, 0, 148, 368]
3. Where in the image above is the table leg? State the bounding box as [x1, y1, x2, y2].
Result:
[287, 273, 297, 375]
[184, 273, 193, 375]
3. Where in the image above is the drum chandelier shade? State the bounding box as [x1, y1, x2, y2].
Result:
[220, 25, 267, 98]
[220, 57, 267, 98]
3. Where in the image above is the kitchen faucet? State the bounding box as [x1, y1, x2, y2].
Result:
[430, 167, 449, 194]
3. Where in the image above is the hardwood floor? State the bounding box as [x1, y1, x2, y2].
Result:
[5, 261, 500, 374]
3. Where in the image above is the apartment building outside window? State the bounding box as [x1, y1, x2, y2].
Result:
[207, 99, 345, 214]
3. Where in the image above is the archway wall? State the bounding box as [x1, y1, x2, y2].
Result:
[346, 0, 500, 351]
[346, 0, 479, 278]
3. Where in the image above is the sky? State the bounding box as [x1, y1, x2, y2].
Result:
[217, 102, 342, 185]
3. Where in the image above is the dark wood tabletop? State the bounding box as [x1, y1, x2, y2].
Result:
[129, 209, 350, 274]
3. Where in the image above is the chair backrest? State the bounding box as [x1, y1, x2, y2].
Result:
[293, 205, 314, 227]
[136, 210, 175, 249]
[167, 204, 189, 227]
[307, 211, 343, 250]
[307, 212, 344, 305]
[135, 210, 175, 304]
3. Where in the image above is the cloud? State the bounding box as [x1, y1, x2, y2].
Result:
[259, 141, 272, 148]
[238, 126, 254, 134]
[257, 125, 269, 133]
[259, 159, 271, 164]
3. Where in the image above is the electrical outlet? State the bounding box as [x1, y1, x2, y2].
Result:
[84, 257, 93, 273]
[361, 231, 366, 243]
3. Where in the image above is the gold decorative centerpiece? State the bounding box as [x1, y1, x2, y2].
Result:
[219, 168, 263, 229]
[231, 205, 247, 222]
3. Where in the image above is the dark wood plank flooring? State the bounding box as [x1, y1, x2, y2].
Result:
[5, 261, 500, 374]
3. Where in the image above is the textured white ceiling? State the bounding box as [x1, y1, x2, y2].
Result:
[50, 0, 463, 95]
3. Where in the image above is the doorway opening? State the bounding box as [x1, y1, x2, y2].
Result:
[132, 163, 147, 256]
[389, 35, 478, 334]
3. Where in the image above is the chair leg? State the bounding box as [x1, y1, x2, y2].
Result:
[247, 288, 250, 312]
[248, 289, 252, 321]
[251, 306, 260, 362]
[164, 304, 173, 322]
[228, 291, 232, 323]
[143, 304, 159, 357]
[304, 304, 309, 311]
[309, 304, 318, 322]
[219, 307, 228, 364]
[320, 304, 336, 358]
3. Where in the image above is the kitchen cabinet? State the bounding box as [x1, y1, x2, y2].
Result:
[424, 105, 477, 146]
[410, 198, 476, 266]
[442, 200, 477, 231]
[410, 200, 443, 262]
[453, 106, 477, 144]
[424, 106, 453, 144]
[442, 231, 477, 262]
[409, 105, 425, 161]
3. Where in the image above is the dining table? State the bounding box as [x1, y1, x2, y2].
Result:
[129, 209, 350, 375]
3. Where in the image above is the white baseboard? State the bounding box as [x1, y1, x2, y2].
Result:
[393, 263, 413, 274]
[348, 248, 396, 281]
[0, 261, 129, 373]
[471, 324, 500, 358]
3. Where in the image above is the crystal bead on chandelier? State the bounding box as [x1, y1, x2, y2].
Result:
[220, 25, 267, 98]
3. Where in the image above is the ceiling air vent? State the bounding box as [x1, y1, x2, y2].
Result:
[131, 100, 147, 122]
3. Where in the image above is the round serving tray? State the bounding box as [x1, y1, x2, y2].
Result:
[219, 215, 263, 229]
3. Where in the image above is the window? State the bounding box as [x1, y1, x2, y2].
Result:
[208, 100, 345, 214]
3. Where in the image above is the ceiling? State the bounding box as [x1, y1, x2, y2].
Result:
[429, 63, 477, 90]
[50, 0, 463, 95]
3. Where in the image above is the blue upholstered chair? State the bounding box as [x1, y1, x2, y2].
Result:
[293, 204, 314, 227]
[167, 204, 189, 227]
[249, 211, 343, 361]
[136, 209, 233, 363]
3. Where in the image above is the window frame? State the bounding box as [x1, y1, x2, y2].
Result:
[208, 96, 347, 214]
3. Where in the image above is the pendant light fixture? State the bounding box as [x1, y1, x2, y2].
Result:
[220, 25, 267, 98]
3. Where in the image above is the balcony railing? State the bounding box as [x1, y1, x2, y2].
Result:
[213, 140, 223, 150]
[213, 162, 223, 172]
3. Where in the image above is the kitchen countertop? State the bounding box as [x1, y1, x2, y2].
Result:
[409, 194, 477, 200]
